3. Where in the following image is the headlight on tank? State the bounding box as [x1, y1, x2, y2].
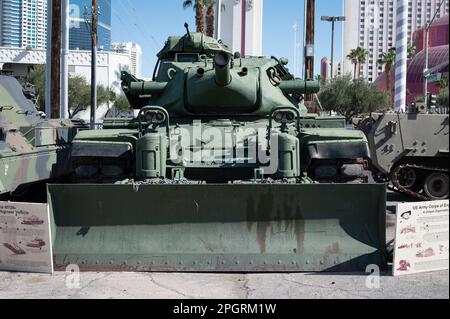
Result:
[144, 110, 167, 125]
[273, 110, 296, 124]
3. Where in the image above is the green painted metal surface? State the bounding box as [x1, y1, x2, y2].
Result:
[0, 76, 80, 195]
[356, 112, 449, 200]
[48, 183, 387, 272]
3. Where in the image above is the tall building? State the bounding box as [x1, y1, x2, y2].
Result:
[320, 57, 342, 81]
[69, 0, 111, 50]
[0, 0, 48, 49]
[111, 42, 142, 77]
[343, 0, 450, 82]
[214, 0, 263, 56]
[0, 0, 22, 47]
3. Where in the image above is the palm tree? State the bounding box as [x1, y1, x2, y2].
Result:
[347, 49, 358, 80]
[183, 0, 216, 35]
[205, 2, 215, 37]
[183, 0, 206, 33]
[355, 47, 369, 78]
[377, 48, 396, 103]
[347, 47, 368, 79]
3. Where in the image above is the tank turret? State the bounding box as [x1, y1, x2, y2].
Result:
[120, 25, 321, 116]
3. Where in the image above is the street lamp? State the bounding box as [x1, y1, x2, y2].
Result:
[321, 16, 345, 80]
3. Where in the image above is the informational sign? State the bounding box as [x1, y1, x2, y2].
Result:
[394, 200, 449, 276]
[0, 201, 53, 274]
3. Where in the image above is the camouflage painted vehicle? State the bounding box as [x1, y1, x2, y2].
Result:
[48, 27, 387, 272]
[356, 105, 449, 200]
[0, 76, 80, 199]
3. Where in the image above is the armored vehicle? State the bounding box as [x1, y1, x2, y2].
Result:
[0, 76, 80, 199]
[48, 27, 387, 272]
[356, 106, 449, 201]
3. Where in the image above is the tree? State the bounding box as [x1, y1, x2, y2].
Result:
[67, 74, 115, 118]
[347, 47, 368, 79]
[183, 0, 206, 34]
[114, 93, 131, 112]
[346, 49, 358, 80]
[22, 64, 120, 118]
[439, 75, 449, 89]
[21, 65, 46, 111]
[437, 87, 448, 107]
[314, 74, 325, 86]
[205, 2, 215, 37]
[105, 93, 133, 118]
[183, 0, 217, 36]
[355, 47, 369, 78]
[407, 41, 416, 60]
[318, 75, 390, 122]
[377, 48, 396, 103]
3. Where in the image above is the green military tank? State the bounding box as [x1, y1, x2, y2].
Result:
[48, 26, 387, 272]
[0, 75, 80, 200]
[356, 103, 449, 201]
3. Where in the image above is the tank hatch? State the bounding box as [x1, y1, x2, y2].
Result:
[157, 23, 231, 60]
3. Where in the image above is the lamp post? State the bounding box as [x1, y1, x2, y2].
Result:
[321, 16, 345, 80]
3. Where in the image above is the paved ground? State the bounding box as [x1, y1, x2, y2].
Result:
[0, 190, 448, 299]
[0, 270, 448, 299]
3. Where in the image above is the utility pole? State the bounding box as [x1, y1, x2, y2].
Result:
[50, 0, 62, 119]
[87, 0, 99, 130]
[423, 0, 445, 100]
[301, 0, 307, 79]
[304, 0, 315, 81]
[321, 16, 345, 79]
[304, 0, 315, 101]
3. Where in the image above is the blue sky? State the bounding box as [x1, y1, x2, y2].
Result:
[111, 0, 344, 79]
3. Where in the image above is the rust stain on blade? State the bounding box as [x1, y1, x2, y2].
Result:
[198, 238, 215, 253]
[256, 221, 270, 254]
[326, 242, 341, 254]
[256, 190, 274, 254]
[246, 197, 256, 232]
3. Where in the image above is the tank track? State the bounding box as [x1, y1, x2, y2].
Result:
[390, 164, 449, 201]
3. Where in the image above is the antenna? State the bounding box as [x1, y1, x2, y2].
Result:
[184, 22, 191, 39]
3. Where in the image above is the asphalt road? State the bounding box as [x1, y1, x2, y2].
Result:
[0, 190, 448, 300]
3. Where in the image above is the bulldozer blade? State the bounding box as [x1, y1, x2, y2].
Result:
[48, 183, 387, 272]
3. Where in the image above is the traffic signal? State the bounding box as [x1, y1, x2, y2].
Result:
[427, 93, 437, 109]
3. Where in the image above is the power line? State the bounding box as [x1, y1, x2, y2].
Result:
[107, 0, 159, 51]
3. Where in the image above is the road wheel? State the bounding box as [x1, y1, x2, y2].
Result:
[423, 173, 449, 200]
[397, 167, 421, 191]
